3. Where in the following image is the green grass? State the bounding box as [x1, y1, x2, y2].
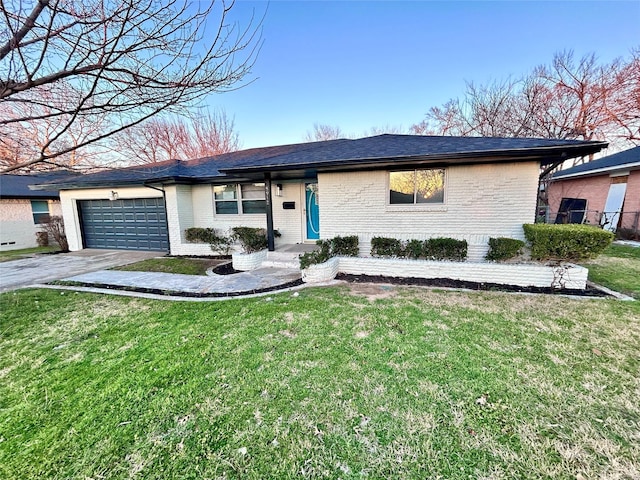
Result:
[0, 246, 59, 262]
[583, 244, 640, 298]
[1, 285, 639, 479]
[111, 256, 226, 276]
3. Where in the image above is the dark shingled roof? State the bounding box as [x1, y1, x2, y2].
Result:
[35, 134, 607, 190]
[0, 172, 78, 199]
[553, 146, 640, 179]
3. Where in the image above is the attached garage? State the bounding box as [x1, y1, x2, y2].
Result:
[78, 197, 169, 251]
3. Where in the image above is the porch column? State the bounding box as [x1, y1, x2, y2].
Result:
[264, 172, 275, 251]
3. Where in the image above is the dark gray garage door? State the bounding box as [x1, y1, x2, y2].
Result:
[79, 198, 169, 251]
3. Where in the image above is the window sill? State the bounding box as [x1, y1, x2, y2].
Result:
[385, 204, 448, 213]
[214, 213, 266, 216]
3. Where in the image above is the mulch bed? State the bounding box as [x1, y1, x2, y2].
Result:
[336, 273, 610, 297]
[211, 262, 241, 275]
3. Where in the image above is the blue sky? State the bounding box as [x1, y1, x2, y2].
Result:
[210, 1, 640, 149]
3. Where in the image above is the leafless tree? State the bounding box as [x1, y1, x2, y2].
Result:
[412, 50, 640, 156]
[112, 109, 240, 164]
[304, 123, 406, 142]
[304, 123, 345, 142]
[0, 81, 107, 170]
[0, 0, 262, 173]
[363, 124, 406, 136]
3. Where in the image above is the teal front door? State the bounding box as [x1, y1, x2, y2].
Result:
[305, 183, 320, 240]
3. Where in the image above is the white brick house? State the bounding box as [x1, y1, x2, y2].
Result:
[0, 173, 68, 251]
[35, 135, 607, 261]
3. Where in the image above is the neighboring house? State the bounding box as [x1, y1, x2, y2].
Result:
[548, 146, 640, 234]
[35, 135, 605, 261]
[0, 172, 73, 251]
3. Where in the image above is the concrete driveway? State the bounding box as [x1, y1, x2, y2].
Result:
[0, 249, 163, 292]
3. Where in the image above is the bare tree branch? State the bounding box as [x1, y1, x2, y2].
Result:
[111, 110, 240, 165]
[0, 0, 263, 172]
[411, 49, 640, 155]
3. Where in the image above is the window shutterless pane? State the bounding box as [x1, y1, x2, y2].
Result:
[416, 169, 445, 203]
[242, 200, 266, 214]
[215, 201, 238, 214]
[389, 171, 415, 204]
[33, 213, 50, 224]
[241, 183, 265, 200]
[31, 200, 50, 224]
[214, 185, 237, 200]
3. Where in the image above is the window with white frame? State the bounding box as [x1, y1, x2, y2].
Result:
[389, 169, 445, 204]
[30, 200, 50, 224]
[214, 183, 266, 214]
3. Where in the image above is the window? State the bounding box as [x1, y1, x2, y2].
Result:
[389, 169, 445, 204]
[214, 183, 266, 214]
[30, 200, 50, 224]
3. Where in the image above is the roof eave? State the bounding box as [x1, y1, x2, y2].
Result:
[220, 142, 608, 175]
[553, 160, 640, 180]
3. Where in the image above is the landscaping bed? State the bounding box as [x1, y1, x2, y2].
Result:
[336, 273, 609, 297]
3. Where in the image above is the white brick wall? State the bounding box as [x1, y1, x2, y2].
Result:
[272, 182, 305, 245]
[169, 182, 305, 256]
[317, 162, 539, 262]
[337, 257, 588, 290]
[0, 199, 61, 250]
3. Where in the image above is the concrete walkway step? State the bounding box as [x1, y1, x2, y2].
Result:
[262, 251, 302, 269]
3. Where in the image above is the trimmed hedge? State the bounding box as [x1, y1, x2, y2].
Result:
[523, 223, 613, 261]
[231, 227, 268, 253]
[299, 235, 359, 269]
[404, 239, 424, 259]
[331, 235, 360, 256]
[423, 237, 467, 261]
[185, 227, 219, 244]
[485, 237, 525, 261]
[371, 237, 404, 257]
[184, 227, 233, 254]
[370, 236, 468, 261]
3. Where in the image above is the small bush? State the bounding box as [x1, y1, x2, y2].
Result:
[485, 237, 525, 261]
[231, 227, 268, 253]
[331, 235, 359, 256]
[36, 231, 49, 247]
[299, 236, 359, 269]
[371, 237, 404, 257]
[185, 227, 232, 255]
[185, 227, 218, 244]
[423, 237, 467, 261]
[616, 228, 640, 241]
[523, 223, 613, 261]
[40, 216, 68, 251]
[210, 236, 233, 255]
[299, 241, 332, 270]
[404, 239, 424, 259]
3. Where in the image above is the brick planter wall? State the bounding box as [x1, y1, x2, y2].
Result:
[232, 249, 268, 271]
[301, 257, 340, 283]
[337, 257, 588, 290]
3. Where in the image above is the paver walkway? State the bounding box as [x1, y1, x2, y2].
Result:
[63, 266, 302, 294]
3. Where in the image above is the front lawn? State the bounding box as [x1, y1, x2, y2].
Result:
[0, 246, 59, 262]
[1, 286, 638, 478]
[583, 244, 640, 298]
[111, 256, 227, 276]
